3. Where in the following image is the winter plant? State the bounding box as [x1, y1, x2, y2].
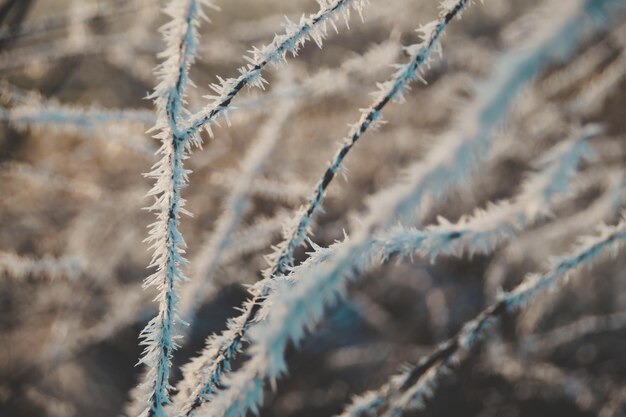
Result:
[1, 0, 626, 417]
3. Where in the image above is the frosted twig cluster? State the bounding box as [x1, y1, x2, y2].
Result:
[197, 121, 597, 417]
[3, 0, 626, 416]
[193, 1, 621, 417]
[138, 1, 369, 417]
[172, 3, 473, 414]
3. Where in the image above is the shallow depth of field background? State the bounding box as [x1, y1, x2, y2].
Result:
[1, 0, 626, 416]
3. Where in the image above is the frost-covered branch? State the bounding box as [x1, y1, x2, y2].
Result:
[180, 0, 368, 140]
[379, 217, 626, 417]
[354, 125, 597, 265]
[0, 82, 156, 154]
[484, 169, 626, 302]
[337, 217, 626, 417]
[413, 125, 600, 261]
[0, 103, 155, 130]
[135, 1, 212, 417]
[231, 33, 403, 110]
[0, 81, 155, 129]
[0, 252, 83, 281]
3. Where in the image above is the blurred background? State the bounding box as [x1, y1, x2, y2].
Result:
[0, 0, 625, 416]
